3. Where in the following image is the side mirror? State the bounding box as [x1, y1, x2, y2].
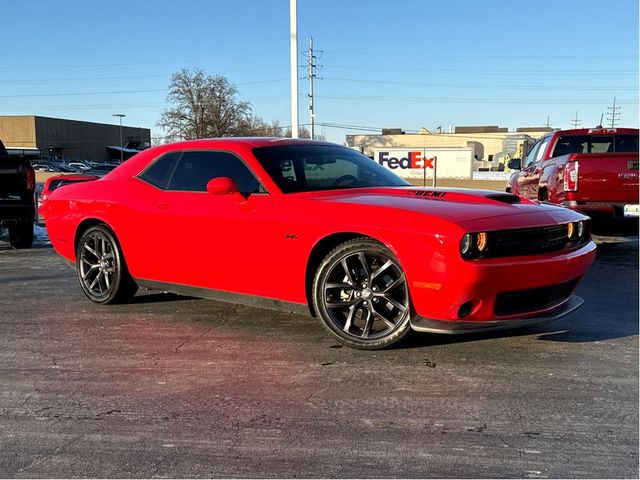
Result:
[207, 177, 238, 195]
[507, 158, 522, 170]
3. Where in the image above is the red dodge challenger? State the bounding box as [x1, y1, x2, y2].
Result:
[45, 138, 596, 349]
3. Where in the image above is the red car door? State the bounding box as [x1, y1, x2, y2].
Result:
[149, 150, 279, 297]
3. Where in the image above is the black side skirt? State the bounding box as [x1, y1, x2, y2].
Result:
[134, 278, 310, 316]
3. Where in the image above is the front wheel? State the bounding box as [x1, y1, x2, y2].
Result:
[76, 225, 138, 304]
[312, 238, 412, 349]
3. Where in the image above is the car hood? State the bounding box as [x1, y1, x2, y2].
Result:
[299, 186, 580, 229]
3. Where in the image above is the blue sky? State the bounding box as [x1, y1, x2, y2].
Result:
[1, 0, 637, 143]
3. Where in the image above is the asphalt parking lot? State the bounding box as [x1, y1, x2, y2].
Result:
[0, 235, 637, 478]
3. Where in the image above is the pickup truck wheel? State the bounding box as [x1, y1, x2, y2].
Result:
[9, 222, 34, 249]
[312, 238, 412, 350]
[76, 225, 138, 304]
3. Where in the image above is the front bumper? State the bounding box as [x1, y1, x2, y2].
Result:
[563, 201, 639, 222]
[407, 240, 596, 323]
[411, 295, 583, 334]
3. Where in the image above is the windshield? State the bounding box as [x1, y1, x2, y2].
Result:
[253, 145, 409, 193]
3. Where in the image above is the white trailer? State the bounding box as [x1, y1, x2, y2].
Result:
[372, 147, 477, 180]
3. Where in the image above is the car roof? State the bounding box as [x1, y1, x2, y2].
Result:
[554, 127, 639, 136]
[166, 137, 338, 149]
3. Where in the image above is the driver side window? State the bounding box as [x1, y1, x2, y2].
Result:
[524, 136, 551, 168]
[523, 141, 542, 168]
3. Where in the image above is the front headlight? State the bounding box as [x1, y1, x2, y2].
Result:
[460, 233, 473, 256]
[568, 220, 588, 241]
[460, 232, 489, 259]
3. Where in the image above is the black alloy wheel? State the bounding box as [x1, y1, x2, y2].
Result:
[76, 225, 137, 304]
[313, 238, 412, 349]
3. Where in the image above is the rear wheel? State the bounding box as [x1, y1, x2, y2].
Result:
[76, 225, 138, 304]
[313, 238, 412, 349]
[9, 222, 34, 249]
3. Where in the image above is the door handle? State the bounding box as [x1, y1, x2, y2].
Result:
[158, 202, 170, 210]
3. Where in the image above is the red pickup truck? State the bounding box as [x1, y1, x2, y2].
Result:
[507, 127, 639, 230]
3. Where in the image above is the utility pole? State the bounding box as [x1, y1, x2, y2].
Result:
[112, 113, 125, 163]
[570, 111, 581, 129]
[289, 0, 299, 138]
[308, 36, 317, 140]
[607, 96, 620, 128]
[545, 116, 551, 128]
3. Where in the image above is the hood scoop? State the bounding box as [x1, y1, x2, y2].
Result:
[406, 189, 521, 205]
[485, 193, 521, 204]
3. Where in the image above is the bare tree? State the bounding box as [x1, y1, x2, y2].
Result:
[158, 69, 321, 140]
[158, 69, 252, 140]
[236, 116, 284, 137]
[283, 125, 312, 139]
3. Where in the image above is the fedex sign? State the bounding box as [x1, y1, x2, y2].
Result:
[378, 151, 435, 170]
[374, 149, 436, 179]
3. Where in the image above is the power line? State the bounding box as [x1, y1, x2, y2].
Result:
[315, 94, 638, 105]
[321, 64, 637, 76]
[0, 53, 289, 72]
[321, 50, 637, 60]
[321, 76, 636, 91]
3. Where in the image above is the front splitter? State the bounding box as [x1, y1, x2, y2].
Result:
[410, 295, 584, 334]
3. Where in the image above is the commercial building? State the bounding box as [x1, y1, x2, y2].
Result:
[0, 115, 151, 163]
[347, 125, 554, 164]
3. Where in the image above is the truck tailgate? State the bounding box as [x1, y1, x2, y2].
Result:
[576, 153, 639, 203]
[0, 160, 30, 197]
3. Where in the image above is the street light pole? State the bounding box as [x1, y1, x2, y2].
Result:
[112, 114, 125, 163]
[289, 0, 299, 138]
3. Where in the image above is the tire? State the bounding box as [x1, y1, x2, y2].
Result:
[312, 238, 412, 350]
[76, 225, 138, 304]
[9, 221, 34, 249]
[538, 188, 548, 202]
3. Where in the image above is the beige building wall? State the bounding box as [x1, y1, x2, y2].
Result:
[0, 116, 37, 148]
[346, 130, 542, 161]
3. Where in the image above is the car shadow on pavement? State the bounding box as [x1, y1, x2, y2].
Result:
[128, 292, 196, 304]
[401, 316, 638, 349]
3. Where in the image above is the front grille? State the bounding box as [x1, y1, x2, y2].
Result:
[494, 278, 580, 317]
[484, 224, 584, 258]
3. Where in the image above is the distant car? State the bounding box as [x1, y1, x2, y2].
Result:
[38, 174, 99, 220]
[53, 164, 80, 173]
[32, 164, 56, 172]
[45, 138, 596, 349]
[83, 164, 117, 176]
[68, 162, 90, 172]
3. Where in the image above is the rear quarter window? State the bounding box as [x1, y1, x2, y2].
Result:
[138, 151, 182, 189]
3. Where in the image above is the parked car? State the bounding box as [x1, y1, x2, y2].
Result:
[68, 162, 91, 172]
[83, 164, 118, 176]
[56, 164, 81, 173]
[38, 174, 99, 220]
[0, 139, 36, 248]
[32, 164, 56, 172]
[507, 127, 639, 231]
[45, 138, 596, 349]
